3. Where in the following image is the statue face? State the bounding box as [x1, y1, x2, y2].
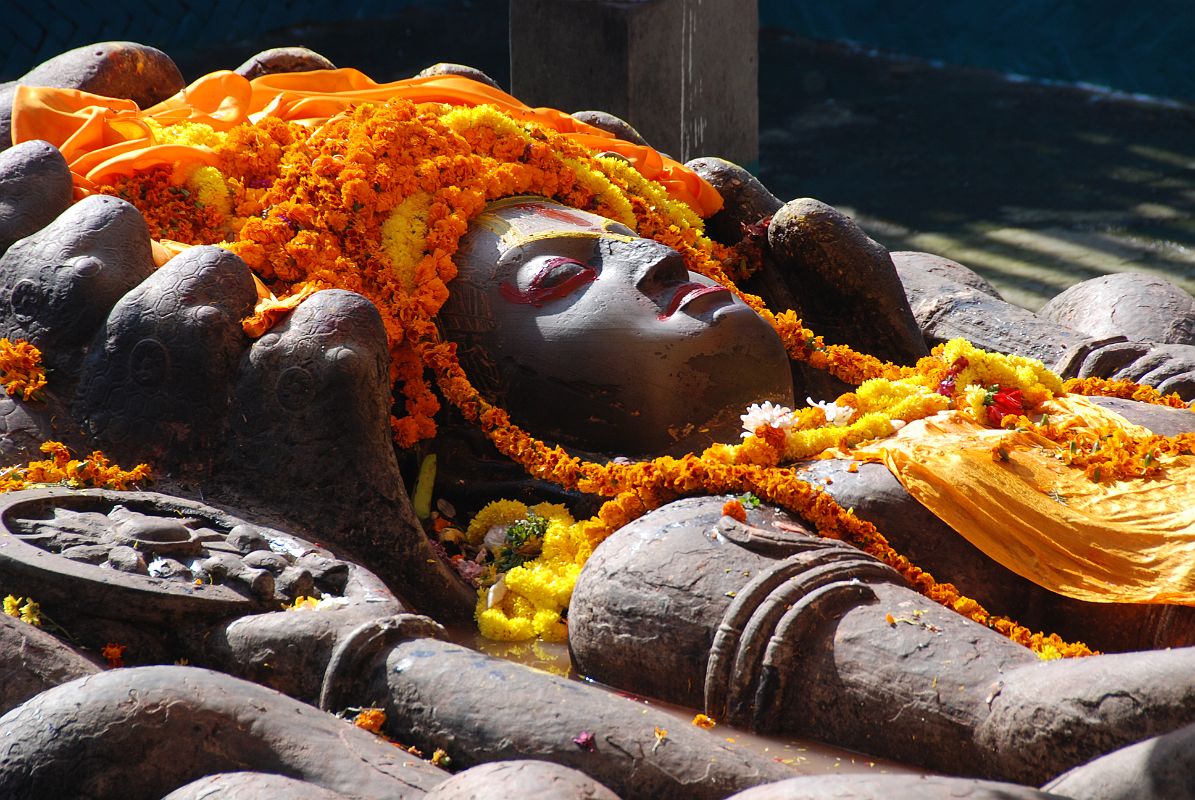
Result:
[441, 197, 794, 456]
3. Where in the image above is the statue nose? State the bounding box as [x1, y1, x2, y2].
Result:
[632, 241, 689, 292]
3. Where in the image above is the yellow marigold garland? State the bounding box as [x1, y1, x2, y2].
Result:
[468, 500, 594, 642]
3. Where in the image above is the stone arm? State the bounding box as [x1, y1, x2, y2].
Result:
[686, 157, 1195, 403]
[568, 497, 1195, 785]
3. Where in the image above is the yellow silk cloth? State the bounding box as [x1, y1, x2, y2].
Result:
[10, 68, 722, 217]
[856, 396, 1195, 605]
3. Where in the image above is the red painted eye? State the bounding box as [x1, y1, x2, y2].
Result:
[501, 257, 597, 307]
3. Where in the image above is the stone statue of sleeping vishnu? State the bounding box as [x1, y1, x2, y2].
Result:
[3, 44, 1195, 798]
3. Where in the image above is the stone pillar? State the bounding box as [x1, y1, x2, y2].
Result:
[510, 0, 758, 167]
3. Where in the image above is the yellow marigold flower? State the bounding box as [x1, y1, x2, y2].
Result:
[146, 119, 225, 149]
[466, 499, 530, 543]
[186, 166, 232, 216]
[288, 595, 322, 611]
[18, 598, 41, 626]
[564, 156, 636, 228]
[1037, 643, 1063, 661]
[692, 713, 716, 729]
[951, 596, 981, 616]
[476, 603, 536, 641]
[382, 192, 434, 292]
[441, 104, 532, 140]
[3, 595, 21, 618]
[431, 748, 451, 767]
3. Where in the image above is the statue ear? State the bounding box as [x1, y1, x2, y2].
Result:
[437, 279, 508, 404]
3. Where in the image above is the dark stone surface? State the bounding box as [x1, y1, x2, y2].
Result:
[0, 42, 183, 150]
[572, 109, 650, 147]
[235, 46, 336, 79]
[897, 261, 1089, 368]
[570, 497, 827, 709]
[424, 761, 621, 799]
[75, 245, 257, 471]
[1089, 394, 1195, 434]
[1074, 340, 1195, 399]
[0, 194, 156, 385]
[687, 156, 783, 245]
[417, 62, 502, 90]
[0, 613, 99, 715]
[221, 288, 476, 620]
[726, 774, 1061, 799]
[1043, 720, 1195, 800]
[366, 637, 797, 800]
[0, 665, 447, 800]
[768, 198, 929, 366]
[1041, 272, 1195, 345]
[892, 250, 1003, 299]
[443, 198, 794, 458]
[568, 497, 1195, 783]
[162, 772, 351, 800]
[225, 289, 399, 503]
[0, 394, 55, 464]
[0, 173, 472, 622]
[0, 488, 375, 643]
[0, 485, 420, 704]
[976, 649, 1195, 785]
[0, 141, 73, 258]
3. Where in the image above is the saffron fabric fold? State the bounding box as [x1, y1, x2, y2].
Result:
[10, 69, 722, 217]
[858, 396, 1195, 605]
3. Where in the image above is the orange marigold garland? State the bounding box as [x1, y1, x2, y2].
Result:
[1063, 375, 1193, 410]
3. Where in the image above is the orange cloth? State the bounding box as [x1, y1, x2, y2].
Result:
[242, 282, 319, 338]
[10, 69, 722, 217]
[857, 396, 1195, 605]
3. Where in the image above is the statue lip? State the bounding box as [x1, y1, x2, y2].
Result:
[658, 282, 731, 320]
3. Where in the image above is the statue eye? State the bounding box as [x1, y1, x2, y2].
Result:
[531, 257, 592, 289]
[501, 257, 597, 307]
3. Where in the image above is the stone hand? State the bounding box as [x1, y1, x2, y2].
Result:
[1076, 340, 1195, 400]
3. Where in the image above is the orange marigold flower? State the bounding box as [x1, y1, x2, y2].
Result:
[102, 642, 127, 668]
[354, 707, 387, 734]
[721, 498, 747, 523]
[0, 338, 48, 401]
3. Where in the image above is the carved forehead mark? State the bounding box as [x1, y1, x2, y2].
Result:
[476, 198, 635, 247]
[506, 230, 636, 247]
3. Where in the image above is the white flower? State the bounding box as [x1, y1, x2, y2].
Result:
[486, 574, 508, 609]
[740, 401, 795, 438]
[807, 397, 856, 427]
[483, 524, 510, 552]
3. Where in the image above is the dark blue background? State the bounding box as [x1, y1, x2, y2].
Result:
[3, 2, 1192, 102]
